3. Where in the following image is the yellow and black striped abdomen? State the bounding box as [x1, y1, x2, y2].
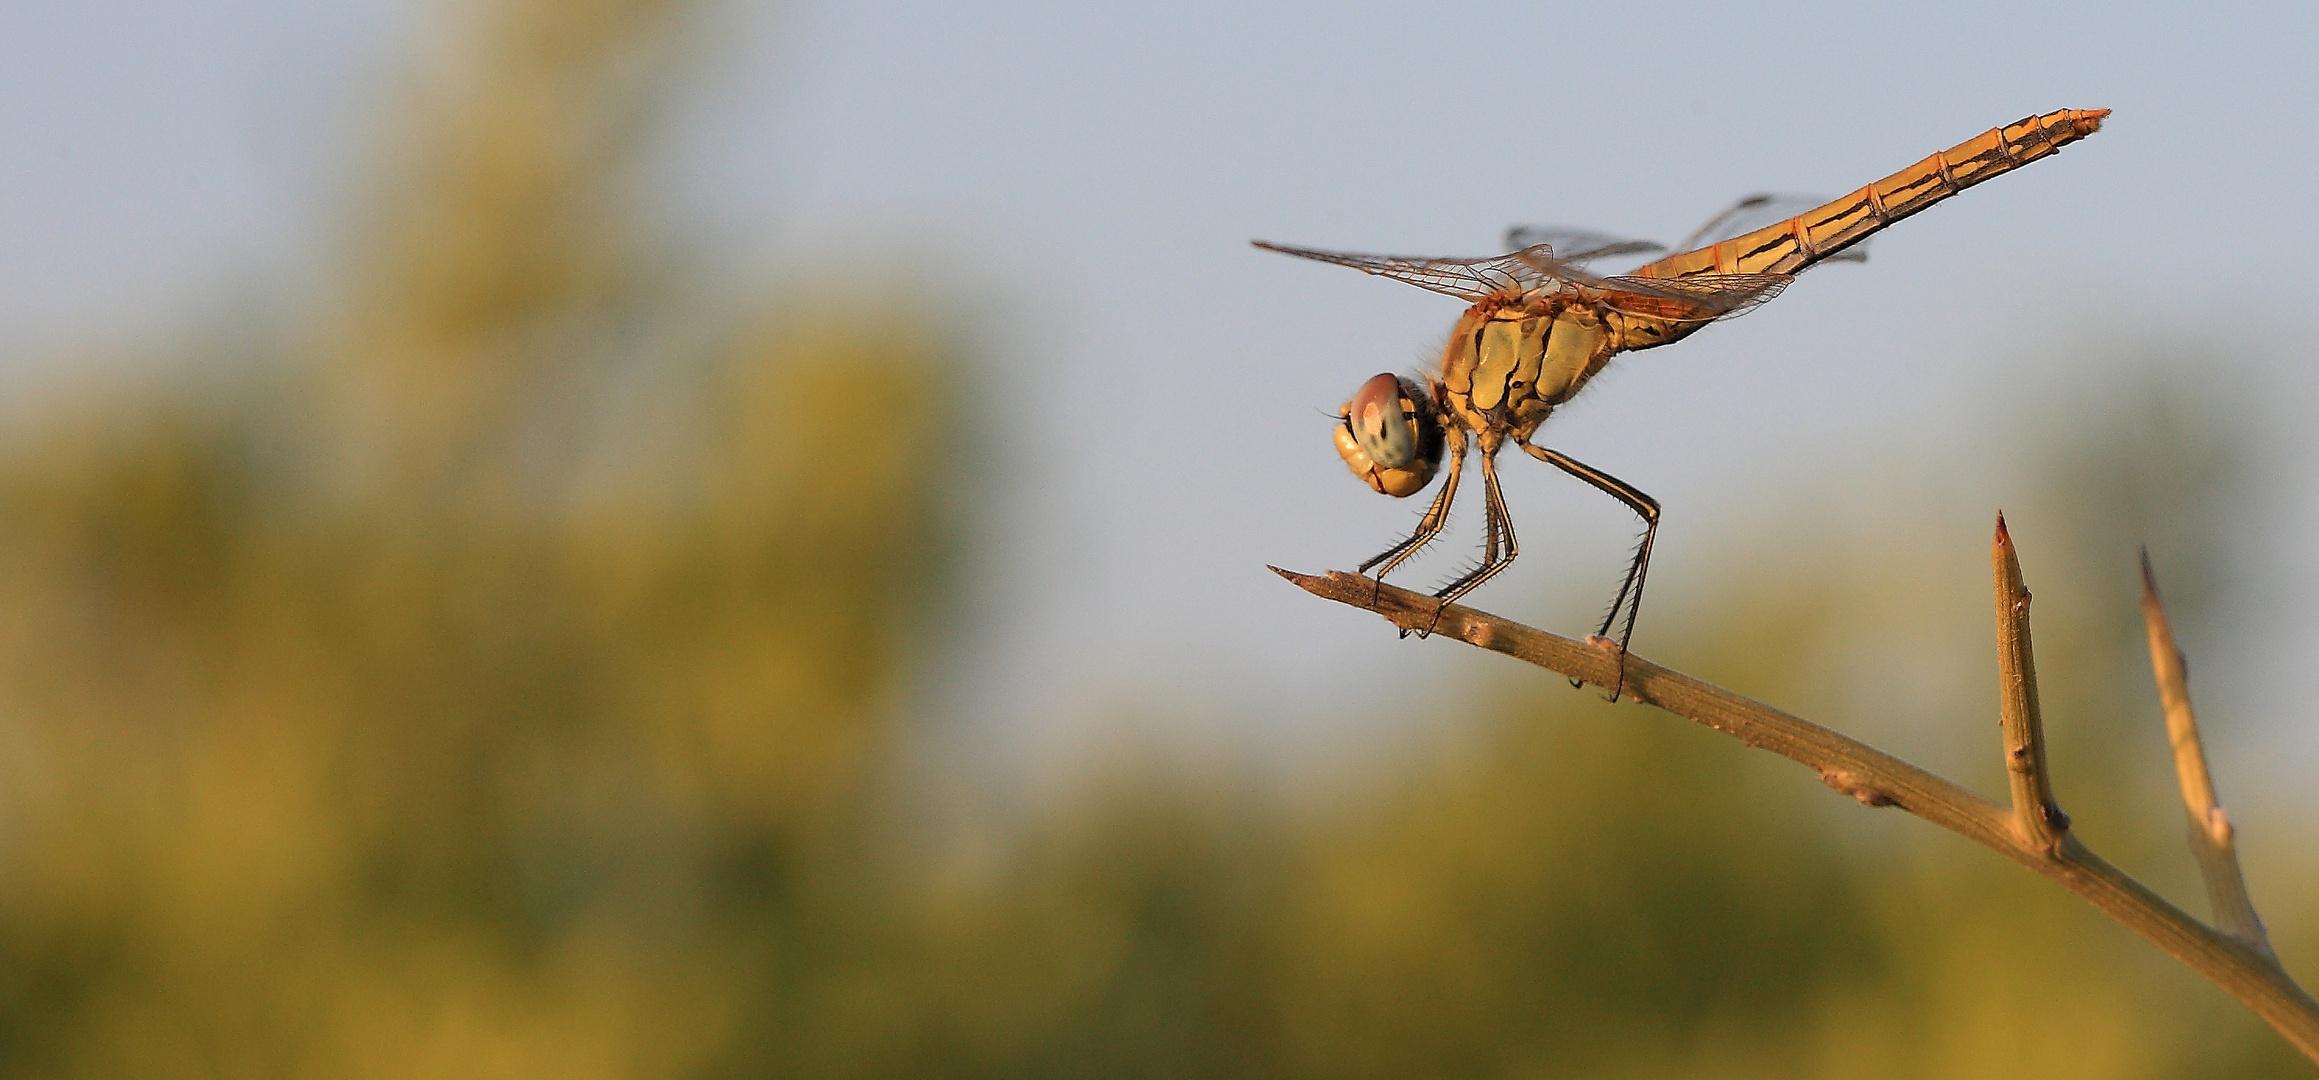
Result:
[1632, 108, 2108, 280]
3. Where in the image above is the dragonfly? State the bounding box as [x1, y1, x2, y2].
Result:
[1257, 107, 2108, 698]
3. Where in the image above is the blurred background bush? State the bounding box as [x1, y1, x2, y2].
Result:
[0, 1, 2311, 1076]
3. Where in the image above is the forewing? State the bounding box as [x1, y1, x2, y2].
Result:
[1499, 226, 1667, 266]
[1678, 193, 1869, 263]
[1253, 240, 1556, 301]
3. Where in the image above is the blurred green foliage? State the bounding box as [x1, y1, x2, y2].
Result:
[0, 2, 2309, 1077]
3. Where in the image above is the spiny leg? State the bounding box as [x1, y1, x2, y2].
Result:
[1418, 445, 1519, 636]
[1517, 441, 1660, 701]
[1358, 429, 1469, 602]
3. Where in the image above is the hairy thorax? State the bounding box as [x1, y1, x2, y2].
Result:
[1439, 298, 1619, 445]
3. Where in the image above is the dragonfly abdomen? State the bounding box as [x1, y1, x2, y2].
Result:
[1633, 107, 2109, 280]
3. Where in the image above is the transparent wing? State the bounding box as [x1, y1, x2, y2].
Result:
[1256, 238, 1791, 322]
[1600, 273, 1792, 321]
[1499, 226, 1667, 266]
[1678, 193, 1869, 263]
[1252, 240, 1562, 301]
[1508, 245, 1792, 321]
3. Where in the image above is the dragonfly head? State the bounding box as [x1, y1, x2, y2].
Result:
[1336, 373, 1442, 498]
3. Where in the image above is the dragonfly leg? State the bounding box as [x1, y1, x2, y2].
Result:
[1357, 429, 1469, 603]
[1417, 447, 1518, 637]
[1517, 441, 1660, 702]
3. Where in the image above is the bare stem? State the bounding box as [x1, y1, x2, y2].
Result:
[2141, 548, 2275, 959]
[1273, 545, 2319, 1063]
[1993, 513, 2070, 852]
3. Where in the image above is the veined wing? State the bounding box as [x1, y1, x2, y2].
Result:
[1253, 238, 1790, 321]
[1499, 226, 1666, 266]
[1510, 245, 1791, 322]
[1252, 240, 1563, 301]
[1680, 194, 1868, 264]
[1601, 272, 1792, 321]
[1502, 199, 1863, 276]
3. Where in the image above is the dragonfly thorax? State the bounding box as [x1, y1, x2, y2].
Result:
[1335, 372, 1443, 498]
[1440, 304, 1615, 441]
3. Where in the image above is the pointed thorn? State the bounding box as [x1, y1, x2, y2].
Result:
[1269, 565, 1320, 591]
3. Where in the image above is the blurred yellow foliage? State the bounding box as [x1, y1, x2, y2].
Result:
[0, 1, 950, 1074]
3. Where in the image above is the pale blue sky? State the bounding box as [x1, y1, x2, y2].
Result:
[6, 2, 2318, 803]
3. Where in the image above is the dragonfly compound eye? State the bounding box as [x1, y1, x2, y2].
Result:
[1336, 373, 1441, 498]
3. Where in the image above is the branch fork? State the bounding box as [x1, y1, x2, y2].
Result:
[1274, 512, 2317, 1062]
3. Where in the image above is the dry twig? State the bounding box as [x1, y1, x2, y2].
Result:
[1993, 516, 2070, 852]
[2141, 548, 2275, 960]
[1274, 513, 2319, 1062]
